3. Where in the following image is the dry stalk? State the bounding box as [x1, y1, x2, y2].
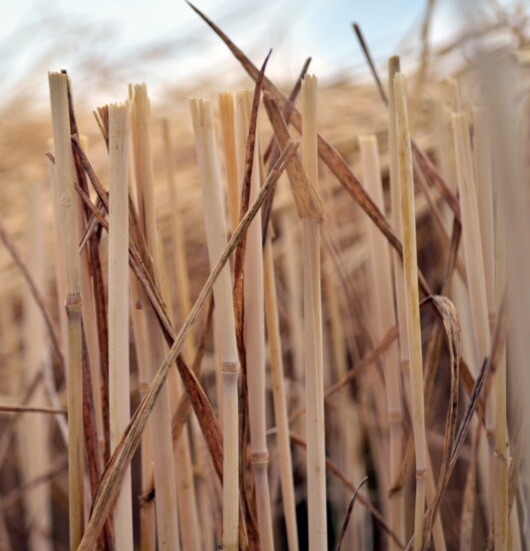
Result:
[127, 87, 156, 551]
[108, 102, 134, 550]
[394, 72, 427, 551]
[262, 83, 325, 546]
[301, 75, 327, 550]
[48, 71, 84, 550]
[162, 119, 196, 360]
[187, 1, 434, 295]
[161, 119, 202, 551]
[359, 134, 405, 550]
[218, 92, 240, 233]
[263, 237, 299, 551]
[131, 82, 180, 550]
[190, 97, 241, 551]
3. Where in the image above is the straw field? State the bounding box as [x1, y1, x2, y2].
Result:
[0, 2, 529, 550]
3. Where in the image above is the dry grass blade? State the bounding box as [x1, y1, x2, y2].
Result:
[186, 1, 433, 296]
[420, 296, 461, 547]
[406, 299, 509, 550]
[261, 56, 312, 241]
[262, 91, 323, 221]
[170, 298, 213, 445]
[77, 141, 298, 550]
[351, 22, 461, 222]
[236, 86, 275, 550]
[334, 476, 369, 551]
[0, 405, 66, 415]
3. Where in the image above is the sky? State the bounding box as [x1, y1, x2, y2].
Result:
[0, 0, 525, 108]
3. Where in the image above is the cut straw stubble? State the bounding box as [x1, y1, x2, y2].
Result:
[189, 97, 240, 551]
[127, 85, 156, 551]
[108, 102, 134, 551]
[131, 83, 180, 551]
[301, 75, 327, 551]
[48, 71, 84, 550]
[218, 92, 240, 233]
[263, 236, 299, 551]
[262, 82, 324, 549]
[161, 118, 202, 551]
[394, 72, 427, 551]
[359, 134, 404, 551]
[78, 140, 298, 551]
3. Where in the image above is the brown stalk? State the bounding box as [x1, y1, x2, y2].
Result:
[261, 56, 312, 242]
[235, 85, 276, 550]
[229, 53, 271, 548]
[233, 50, 271, 329]
[63, 74, 108, 469]
[0, 405, 66, 415]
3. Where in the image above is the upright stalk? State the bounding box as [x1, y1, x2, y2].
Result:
[359, 134, 404, 550]
[130, 276, 156, 551]
[301, 75, 327, 551]
[263, 236, 299, 551]
[108, 102, 134, 551]
[131, 82, 180, 551]
[128, 88, 156, 551]
[394, 73, 426, 551]
[161, 118, 202, 551]
[235, 88, 274, 551]
[48, 71, 84, 550]
[190, 97, 240, 551]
